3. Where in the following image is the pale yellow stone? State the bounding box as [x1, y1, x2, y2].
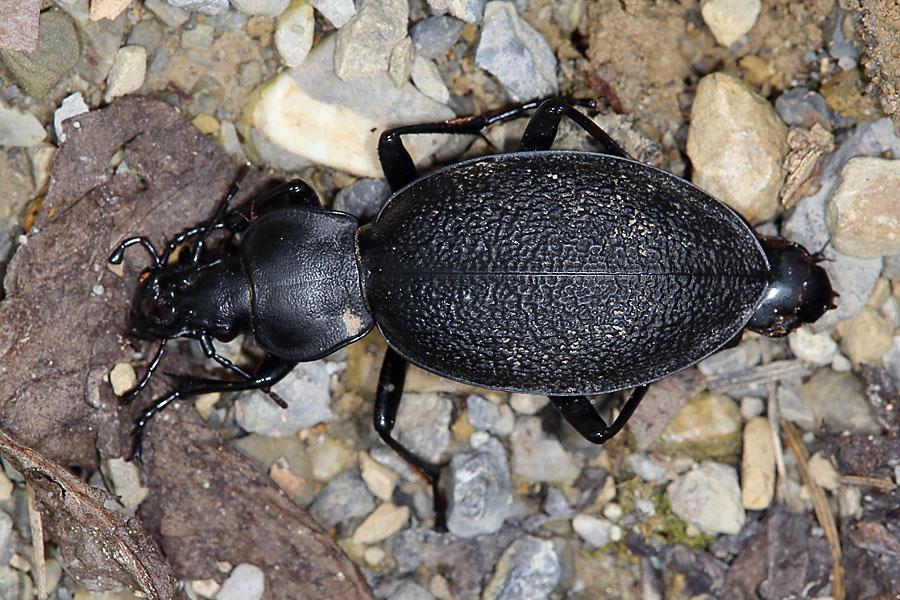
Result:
[359, 451, 399, 501]
[807, 451, 840, 491]
[741, 417, 775, 510]
[350, 503, 410, 544]
[108, 362, 137, 397]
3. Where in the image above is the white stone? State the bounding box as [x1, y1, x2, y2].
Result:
[788, 326, 838, 366]
[104, 45, 147, 102]
[701, 0, 761, 46]
[275, 0, 314, 67]
[411, 57, 449, 104]
[572, 514, 614, 547]
[216, 563, 265, 600]
[309, 0, 356, 28]
[54, 92, 90, 143]
[231, 0, 290, 16]
[668, 461, 745, 535]
[0, 104, 46, 147]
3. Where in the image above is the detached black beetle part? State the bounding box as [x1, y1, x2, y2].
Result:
[110, 98, 836, 526]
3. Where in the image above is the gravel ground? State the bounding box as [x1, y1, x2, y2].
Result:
[1, 1, 900, 599]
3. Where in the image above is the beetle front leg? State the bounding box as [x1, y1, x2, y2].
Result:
[130, 354, 297, 459]
[373, 347, 448, 529]
[548, 385, 649, 444]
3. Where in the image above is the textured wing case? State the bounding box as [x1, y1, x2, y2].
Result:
[359, 152, 769, 394]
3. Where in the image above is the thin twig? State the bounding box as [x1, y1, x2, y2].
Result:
[781, 420, 844, 600]
[25, 485, 47, 600]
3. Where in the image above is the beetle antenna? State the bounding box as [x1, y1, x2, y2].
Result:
[109, 237, 162, 267]
[811, 240, 833, 263]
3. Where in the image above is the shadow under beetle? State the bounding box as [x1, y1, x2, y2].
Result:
[111, 98, 836, 525]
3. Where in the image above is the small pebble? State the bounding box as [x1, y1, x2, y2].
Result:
[800, 368, 881, 434]
[777, 385, 815, 429]
[181, 22, 216, 49]
[883, 337, 900, 384]
[105, 457, 149, 510]
[191, 113, 220, 134]
[359, 451, 400, 501]
[625, 453, 668, 482]
[700, 0, 762, 46]
[333, 0, 407, 81]
[0, 512, 14, 565]
[166, 0, 229, 14]
[572, 514, 616, 547]
[807, 451, 840, 491]
[410, 15, 464, 59]
[834, 306, 894, 366]
[656, 393, 741, 459]
[508, 392, 547, 415]
[740, 396, 765, 420]
[687, 73, 788, 224]
[668, 461, 745, 535]
[350, 502, 410, 544]
[235, 360, 334, 436]
[827, 157, 900, 258]
[602, 502, 623, 521]
[411, 57, 450, 104]
[741, 417, 775, 510]
[275, 0, 314, 67]
[475, 1, 558, 102]
[481, 535, 561, 600]
[190, 578, 221, 598]
[308, 470, 375, 529]
[394, 392, 453, 463]
[216, 563, 265, 600]
[0, 105, 46, 147]
[388, 36, 414, 87]
[426, 0, 486, 24]
[363, 546, 385, 566]
[53, 92, 90, 143]
[309, 0, 356, 28]
[389, 582, 434, 600]
[787, 326, 838, 366]
[333, 178, 391, 221]
[108, 362, 137, 397]
[446, 437, 513, 537]
[0, 470, 13, 501]
[232, 0, 289, 16]
[510, 417, 580, 486]
[145, 0, 191, 27]
[309, 436, 352, 482]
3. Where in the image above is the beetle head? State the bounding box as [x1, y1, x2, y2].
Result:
[131, 267, 194, 339]
[746, 237, 837, 337]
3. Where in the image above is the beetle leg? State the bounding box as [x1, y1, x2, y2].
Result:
[130, 354, 297, 459]
[548, 385, 649, 444]
[520, 98, 630, 158]
[121, 338, 167, 405]
[377, 97, 595, 190]
[373, 347, 448, 529]
[197, 334, 289, 408]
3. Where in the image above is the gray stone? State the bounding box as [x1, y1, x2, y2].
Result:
[668, 461, 745, 535]
[0, 510, 14, 566]
[181, 21, 216, 49]
[308, 469, 376, 528]
[800, 368, 881, 434]
[395, 392, 453, 463]
[0, 9, 80, 98]
[388, 582, 435, 600]
[446, 438, 513, 537]
[309, 0, 356, 28]
[105, 457, 149, 510]
[426, 0, 486, 24]
[482, 535, 561, 600]
[884, 336, 900, 385]
[410, 16, 464, 59]
[775, 88, 837, 129]
[510, 417, 579, 486]
[0, 104, 45, 147]
[333, 178, 391, 220]
[333, 0, 408, 81]
[166, 0, 229, 14]
[235, 360, 334, 436]
[145, 0, 191, 27]
[217, 563, 265, 600]
[231, 0, 290, 16]
[127, 19, 165, 54]
[687, 72, 787, 224]
[572, 514, 617, 547]
[388, 36, 414, 87]
[625, 453, 668, 482]
[411, 57, 449, 104]
[475, 1, 558, 102]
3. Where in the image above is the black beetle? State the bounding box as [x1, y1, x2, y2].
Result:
[111, 98, 836, 522]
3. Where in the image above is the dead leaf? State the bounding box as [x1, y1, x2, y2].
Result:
[0, 0, 40, 52]
[0, 428, 175, 598]
[0, 96, 374, 599]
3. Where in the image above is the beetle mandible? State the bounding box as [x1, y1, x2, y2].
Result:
[110, 98, 836, 522]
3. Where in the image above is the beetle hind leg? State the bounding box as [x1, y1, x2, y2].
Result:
[374, 348, 448, 529]
[548, 385, 649, 444]
[520, 98, 630, 158]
